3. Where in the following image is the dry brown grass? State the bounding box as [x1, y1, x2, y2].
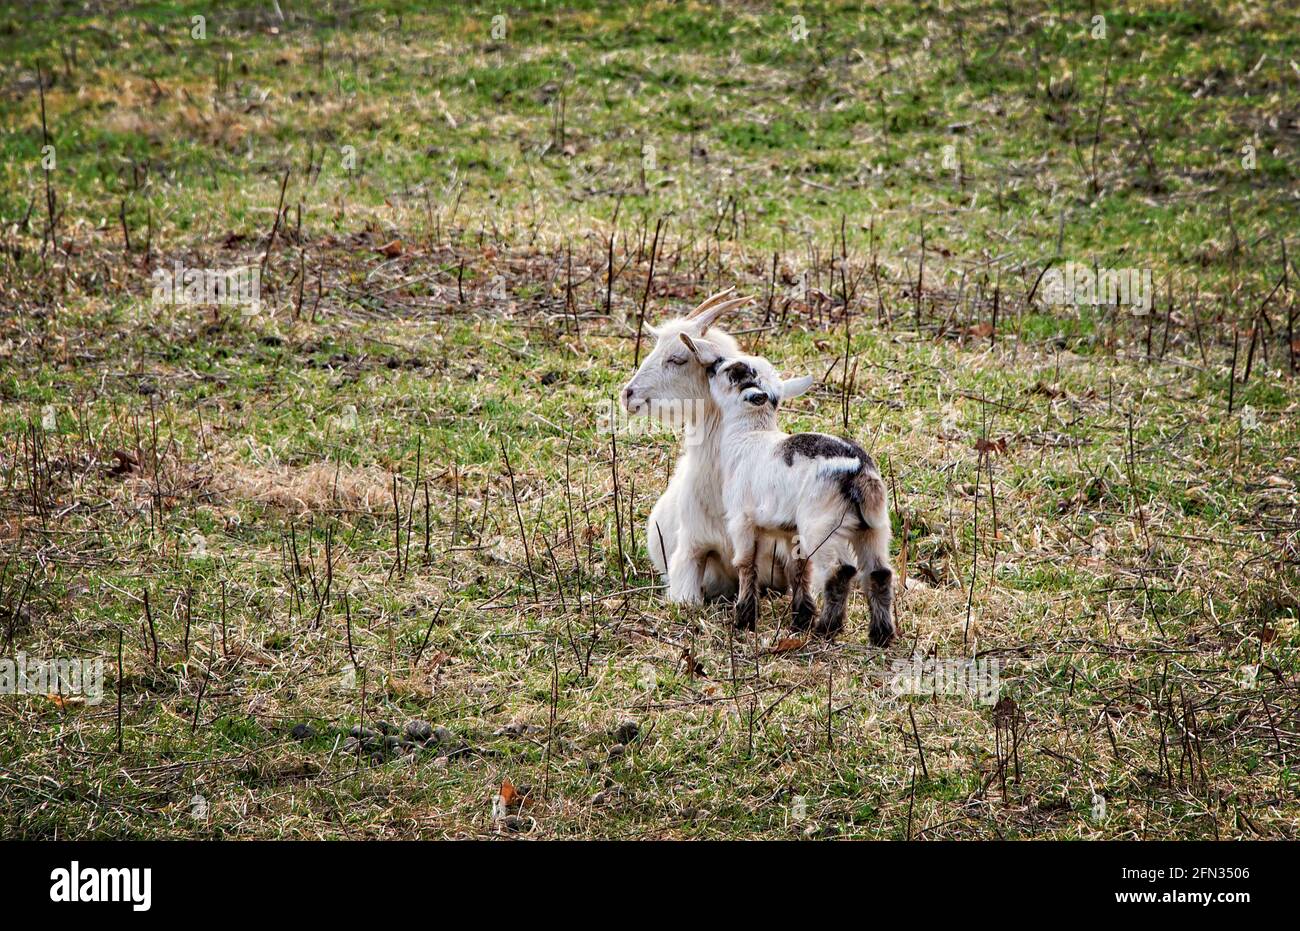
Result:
[214, 458, 400, 516]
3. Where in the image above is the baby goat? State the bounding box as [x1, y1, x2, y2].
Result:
[681, 334, 894, 645]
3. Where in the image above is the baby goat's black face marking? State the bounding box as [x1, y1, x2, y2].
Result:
[719, 360, 779, 408]
[722, 361, 756, 386]
[717, 360, 760, 393]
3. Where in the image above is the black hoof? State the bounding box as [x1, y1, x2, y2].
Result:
[813, 614, 844, 637]
[790, 595, 816, 630]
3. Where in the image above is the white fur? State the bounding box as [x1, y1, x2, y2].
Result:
[621, 290, 789, 602]
[681, 336, 894, 640]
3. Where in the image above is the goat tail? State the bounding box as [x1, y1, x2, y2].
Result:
[847, 466, 889, 532]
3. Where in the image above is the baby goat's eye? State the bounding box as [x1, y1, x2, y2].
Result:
[666, 356, 687, 366]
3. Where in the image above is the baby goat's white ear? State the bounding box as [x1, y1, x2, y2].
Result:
[679, 332, 722, 364]
[780, 375, 814, 399]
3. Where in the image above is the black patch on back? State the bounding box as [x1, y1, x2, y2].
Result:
[780, 433, 874, 469]
[779, 433, 879, 528]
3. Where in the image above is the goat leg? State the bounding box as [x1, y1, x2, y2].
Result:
[814, 563, 857, 637]
[789, 557, 815, 630]
[733, 547, 758, 630]
[866, 567, 895, 646]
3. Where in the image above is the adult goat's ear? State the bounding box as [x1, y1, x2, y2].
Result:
[780, 375, 814, 400]
[679, 332, 722, 365]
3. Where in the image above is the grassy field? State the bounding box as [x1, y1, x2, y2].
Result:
[1, 0, 1298, 839]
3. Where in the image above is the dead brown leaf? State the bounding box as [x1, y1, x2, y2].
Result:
[765, 636, 808, 655]
[974, 436, 1009, 456]
[681, 647, 707, 679]
[108, 449, 139, 478]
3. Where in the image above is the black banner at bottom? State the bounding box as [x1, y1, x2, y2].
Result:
[0, 840, 1281, 916]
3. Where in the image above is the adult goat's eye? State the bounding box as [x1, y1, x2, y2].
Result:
[666, 356, 687, 366]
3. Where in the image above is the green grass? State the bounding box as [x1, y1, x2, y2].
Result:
[0, 1, 1298, 839]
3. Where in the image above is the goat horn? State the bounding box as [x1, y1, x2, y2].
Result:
[685, 285, 737, 319]
[695, 295, 754, 329]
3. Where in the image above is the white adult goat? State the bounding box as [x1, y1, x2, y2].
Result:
[620, 289, 789, 603]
